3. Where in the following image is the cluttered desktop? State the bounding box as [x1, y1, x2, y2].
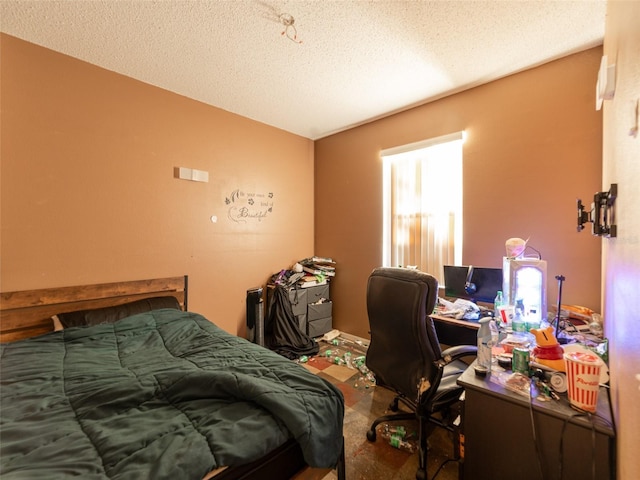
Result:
[438, 264, 503, 320]
[431, 247, 614, 479]
[433, 261, 607, 355]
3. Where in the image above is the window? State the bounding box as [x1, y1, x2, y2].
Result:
[382, 132, 464, 280]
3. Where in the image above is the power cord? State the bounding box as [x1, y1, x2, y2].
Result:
[528, 380, 547, 479]
[556, 387, 614, 479]
[604, 384, 617, 479]
[430, 458, 458, 480]
[558, 411, 595, 479]
[523, 244, 542, 259]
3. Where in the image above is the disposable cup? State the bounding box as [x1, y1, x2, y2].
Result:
[505, 237, 527, 257]
[497, 305, 514, 326]
[563, 351, 602, 413]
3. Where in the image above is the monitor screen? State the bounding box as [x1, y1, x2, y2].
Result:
[443, 265, 503, 303]
[443, 265, 471, 300]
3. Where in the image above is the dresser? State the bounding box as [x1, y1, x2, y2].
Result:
[267, 283, 332, 338]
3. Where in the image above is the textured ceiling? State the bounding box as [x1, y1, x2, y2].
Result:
[0, 1, 606, 140]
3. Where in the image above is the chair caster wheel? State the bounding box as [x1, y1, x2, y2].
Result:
[416, 468, 426, 480]
[366, 429, 376, 442]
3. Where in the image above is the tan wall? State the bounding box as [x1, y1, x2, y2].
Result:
[0, 34, 314, 336]
[316, 47, 603, 339]
[602, 1, 640, 477]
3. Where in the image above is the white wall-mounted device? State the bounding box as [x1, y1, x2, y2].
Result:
[596, 55, 616, 111]
[174, 167, 209, 183]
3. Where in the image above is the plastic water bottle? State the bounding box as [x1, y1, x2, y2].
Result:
[512, 307, 527, 336]
[489, 318, 499, 351]
[477, 318, 492, 371]
[494, 291, 504, 323]
[380, 424, 416, 453]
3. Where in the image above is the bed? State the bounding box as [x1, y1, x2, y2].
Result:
[0, 276, 345, 480]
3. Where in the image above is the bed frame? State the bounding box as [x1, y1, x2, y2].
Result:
[0, 275, 188, 343]
[0, 275, 345, 480]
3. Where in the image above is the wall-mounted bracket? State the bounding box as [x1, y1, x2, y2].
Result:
[577, 184, 617, 237]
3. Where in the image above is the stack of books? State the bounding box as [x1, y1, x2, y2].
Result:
[297, 256, 336, 288]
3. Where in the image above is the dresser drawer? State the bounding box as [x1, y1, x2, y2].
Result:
[306, 284, 330, 303]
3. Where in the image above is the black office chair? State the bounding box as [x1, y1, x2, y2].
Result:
[365, 267, 477, 480]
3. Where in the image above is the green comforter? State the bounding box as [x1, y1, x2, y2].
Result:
[0, 309, 344, 479]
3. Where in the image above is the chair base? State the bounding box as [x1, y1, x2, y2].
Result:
[366, 410, 431, 480]
[366, 411, 415, 441]
[366, 401, 461, 480]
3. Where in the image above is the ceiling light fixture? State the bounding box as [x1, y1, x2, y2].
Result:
[279, 13, 302, 44]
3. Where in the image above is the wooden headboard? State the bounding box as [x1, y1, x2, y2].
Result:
[0, 275, 188, 343]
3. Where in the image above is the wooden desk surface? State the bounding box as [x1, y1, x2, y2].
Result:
[430, 313, 482, 346]
[431, 313, 481, 329]
[458, 361, 615, 436]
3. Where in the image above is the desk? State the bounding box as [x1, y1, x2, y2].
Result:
[431, 314, 480, 346]
[457, 362, 615, 480]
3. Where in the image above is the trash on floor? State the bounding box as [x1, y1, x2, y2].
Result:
[380, 423, 418, 453]
[298, 331, 377, 389]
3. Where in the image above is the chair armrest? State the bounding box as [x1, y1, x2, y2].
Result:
[441, 344, 477, 363]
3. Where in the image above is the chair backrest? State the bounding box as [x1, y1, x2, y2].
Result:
[365, 267, 443, 401]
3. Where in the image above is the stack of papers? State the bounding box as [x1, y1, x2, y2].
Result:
[297, 256, 336, 288]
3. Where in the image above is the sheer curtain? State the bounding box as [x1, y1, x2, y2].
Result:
[382, 133, 463, 280]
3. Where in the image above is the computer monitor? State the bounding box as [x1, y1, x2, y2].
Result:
[443, 265, 503, 303]
[443, 266, 471, 300]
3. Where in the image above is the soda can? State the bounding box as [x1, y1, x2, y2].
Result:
[512, 347, 530, 375]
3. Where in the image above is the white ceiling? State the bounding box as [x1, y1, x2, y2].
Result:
[0, 0, 606, 140]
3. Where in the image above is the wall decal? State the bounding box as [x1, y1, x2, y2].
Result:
[225, 189, 274, 223]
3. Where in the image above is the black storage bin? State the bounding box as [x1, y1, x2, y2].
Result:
[246, 287, 264, 346]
